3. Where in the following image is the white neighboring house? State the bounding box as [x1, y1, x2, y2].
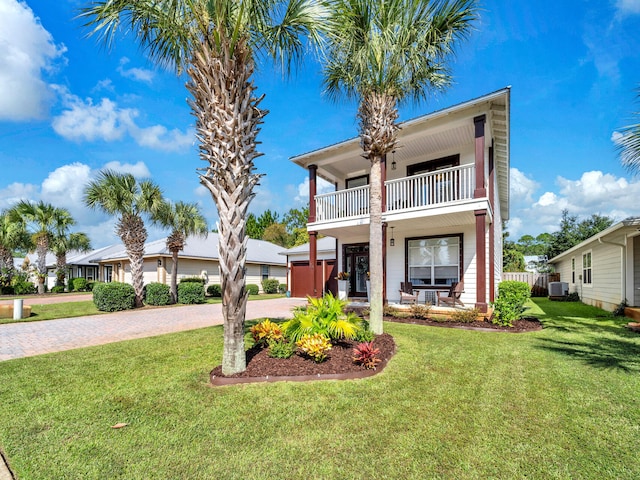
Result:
[291, 88, 510, 311]
[280, 237, 337, 297]
[96, 234, 287, 293]
[548, 217, 640, 311]
[524, 255, 549, 273]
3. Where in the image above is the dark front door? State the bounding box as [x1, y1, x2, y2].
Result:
[343, 244, 369, 298]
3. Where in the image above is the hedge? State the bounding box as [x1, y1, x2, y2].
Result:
[207, 284, 221, 297]
[145, 282, 171, 306]
[261, 278, 279, 294]
[246, 284, 259, 295]
[178, 282, 205, 304]
[93, 282, 135, 312]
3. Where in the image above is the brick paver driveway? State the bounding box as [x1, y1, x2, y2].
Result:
[0, 298, 306, 361]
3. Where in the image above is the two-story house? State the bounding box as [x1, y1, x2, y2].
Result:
[291, 88, 510, 312]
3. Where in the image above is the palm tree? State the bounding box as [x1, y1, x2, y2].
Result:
[10, 201, 75, 294]
[322, 0, 476, 333]
[618, 89, 640, 173]
[80, 0, 324, 374]
[0, 210, 31, 288]
[84, 170, 164, 307]
[50, 232, 92, 288]
[155, 200, 208, 303]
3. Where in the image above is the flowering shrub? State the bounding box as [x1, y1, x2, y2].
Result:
[250, 319, 283, 345]
[353, 342, 381, 369]
[296, 333, 332, 363]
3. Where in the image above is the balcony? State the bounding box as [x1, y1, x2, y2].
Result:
[314, 164, 476, 224]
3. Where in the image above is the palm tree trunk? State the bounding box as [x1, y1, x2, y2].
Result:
[188, 38, 265, 375]
[170, 250, 179, 304]
[117, 214, 147, 308]
[368, 156, 384, 334]
[35, 235, 48, 294]
[55, 253, 67, 287]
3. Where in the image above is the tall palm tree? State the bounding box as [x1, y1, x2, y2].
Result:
[10, 201, 75, 294]
[323, 0, 476, 333]
[618, 89, 640, 173]
[50, 232, 92, 288]
[0, 209, 31, 287]
[84, 170, 164, 307]
[155, 200, 208, 303]
[80, 0, 324, 374]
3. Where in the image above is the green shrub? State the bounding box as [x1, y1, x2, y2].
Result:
[246, 284, 259, 295]
[261, 278, 280, 294]
[492, 281, 531, 327]
[1, 286, 14, 295]
[178, 282, 205, 304]
[450, 307, 481, 323]
[296, 333, 332, 363]
[206, 284, 221, 297]
[93, 282, 135, 312]
[51, 285, 65, 294]
[267, 339, 295, 359]
[145, 282, 171, 306]
[179, 277, 205, 284]
[410, 304, 431, 320]
[86, 282, 95, 292]
[282, 292, 363, 342]
[278, 283, 287, 294]
[71, 278, 88, 292]
[13, 281, 35, 295]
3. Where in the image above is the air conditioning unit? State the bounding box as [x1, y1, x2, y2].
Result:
[549, 282, 569, 297]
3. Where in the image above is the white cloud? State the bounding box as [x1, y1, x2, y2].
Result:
[0, 182, 38, 210]
[51, 89, 193, 152]
[615, 0, 640, 17]
[295, 177, 334, 203]
[534, 191, 559, 208]
[102, 161, 151, 178]
[0, 0, 66, 120]
[117, 57, 154, 83]
[510, 168, 539, 203]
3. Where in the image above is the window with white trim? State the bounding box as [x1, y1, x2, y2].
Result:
[582, 251, 592, 285]
[571, 257, 575, 283]
[407, 235, 461, 287]
[261, 265, 270, 280]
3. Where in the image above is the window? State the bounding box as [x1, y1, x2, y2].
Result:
[407, 235, 461, 287]
[346, 175, 369, 189]
[582, 252, 592, 285]
[571, 257, 575, 283]
[261, 265, 270, 280]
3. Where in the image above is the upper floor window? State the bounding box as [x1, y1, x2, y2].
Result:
[346, 175, 368, 189]
[406, 154, 460, 176]
[582, 251, 592, 285]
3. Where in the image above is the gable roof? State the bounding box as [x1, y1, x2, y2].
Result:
[279, 237, 337, 256]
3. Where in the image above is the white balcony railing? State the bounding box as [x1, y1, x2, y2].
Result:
[313, 164, 475, 223]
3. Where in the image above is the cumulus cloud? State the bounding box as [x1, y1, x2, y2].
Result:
[0, 182, 38, 210]
[51, 88, 193, 151]
[117, 57, 154, 83]
[294, 177, 334, 203]
[510, 168, 539, 203]
[102, 161, 151, 178]
[0, 0, 66, 120]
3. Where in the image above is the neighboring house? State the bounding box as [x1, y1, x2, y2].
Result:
[291, 88, 510, 311]
[96, 234, 287, 293]
[280, 237, 338, 297]
[524, 255, 549, 273]
[548, 217, 640, 311]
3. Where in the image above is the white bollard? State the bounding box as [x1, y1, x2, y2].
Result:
[13, 298, 23, 320]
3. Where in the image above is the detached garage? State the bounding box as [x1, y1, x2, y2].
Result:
[281, 237, 337, 298]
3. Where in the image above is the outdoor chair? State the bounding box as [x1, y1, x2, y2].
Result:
[399, 282, 419, 305]
[437, 281, 465, 308]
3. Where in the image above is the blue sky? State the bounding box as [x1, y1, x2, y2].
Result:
[1, 0, 640, 248]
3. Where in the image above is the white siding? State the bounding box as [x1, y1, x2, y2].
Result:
[634, 237, 640, 306]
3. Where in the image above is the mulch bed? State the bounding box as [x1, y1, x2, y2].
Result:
[385, 316, 543, 333]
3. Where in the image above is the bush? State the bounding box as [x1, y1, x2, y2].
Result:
[267, 339, 295, 359]
[86, 282, 95, 292]
[1, 286, 14, 295]
[179, 277, 205, 284]
[71, 278, 88, 292]
[93, 282, 135, 312]
[250, 319, 284, 345]
[261, 278, 280, 294]
[278, 283, 287, 294]
[352, 341, 381, 369]
[13, 281, 35, 295]
[410, 304, 432, 320]
[51, 285, 66, 294]
[246, 284, 259, 295]
[206, 284, 221, 297]
[450, 307, 481, 323]
[145, 282, 171, 306]
[178, 282, 205, 304]
[296, 333, 332, 363]
[492, 281, 531, 327]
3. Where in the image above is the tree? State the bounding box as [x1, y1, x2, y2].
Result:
[262, 222, 290, 247]
[84, 170, 164, 307]
[618, 88, 640, 173]
[546, 210, 614, 259]
[322, 0, 476, 333]
[0, 209, 31, 288]
[156, 201, 208, 303]
[50, 232, 92, 288]
[10, 201, 74, 294]
[81, 0, 323, 375]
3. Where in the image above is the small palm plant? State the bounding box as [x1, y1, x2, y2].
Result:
[282, 292, 363, 342]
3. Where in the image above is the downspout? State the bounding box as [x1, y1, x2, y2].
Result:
[598, 236, 627, 305]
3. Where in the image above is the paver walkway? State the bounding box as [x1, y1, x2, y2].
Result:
[0, 297, 306, 361]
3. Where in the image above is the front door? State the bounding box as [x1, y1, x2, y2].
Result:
[343, 244, 369, 298]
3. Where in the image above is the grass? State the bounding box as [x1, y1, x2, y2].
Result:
[0, 294, 286, 325]
[0, 298, 639, 479]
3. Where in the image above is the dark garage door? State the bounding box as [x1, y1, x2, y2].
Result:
[290, 260, 337, 298]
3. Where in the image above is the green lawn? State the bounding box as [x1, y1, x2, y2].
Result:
[0, 298, 638, 479]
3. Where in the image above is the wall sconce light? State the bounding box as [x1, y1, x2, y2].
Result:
[158, 258, 163, 267]
[390, 226, 395, 246]
[117, 263, 122, 268]
[391, 150, 397, 170]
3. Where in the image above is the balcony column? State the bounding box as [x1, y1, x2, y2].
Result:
[488, 144, 495, 302]
[308, 164, 318, 297]
[475, 209, 488, 313]
[474, 115, 487, 199]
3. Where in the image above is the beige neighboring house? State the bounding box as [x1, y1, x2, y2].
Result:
[95, 234, 287, 292]
[548, 217, 640, 311]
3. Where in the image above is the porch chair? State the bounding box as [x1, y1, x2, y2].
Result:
[437, 281, 465, 308]
[399, 282, 419, 305]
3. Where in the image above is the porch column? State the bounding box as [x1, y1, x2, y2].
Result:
[474, 115, 487, 199]
[488, 144, 495, 302]
[308, 165, 318, 297]
[475, 209, 488, 313]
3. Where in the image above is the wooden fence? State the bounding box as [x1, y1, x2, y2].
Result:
[501, 272, 560, 296]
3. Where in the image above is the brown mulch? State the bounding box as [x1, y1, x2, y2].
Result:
[385, 315, 542, 333]
[211, 333, 396, 380]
